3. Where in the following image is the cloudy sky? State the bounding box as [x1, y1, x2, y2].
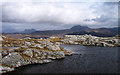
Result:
[1, 0, 118, 33]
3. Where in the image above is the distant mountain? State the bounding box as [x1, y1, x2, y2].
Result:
[31, 29, 71, 36]
[19, 29, 36, 33]
[67, 27, 120, 37]
[13, 25, 118, 37]
[31, 25, 90, 36]
[70, 25, 90, 31]
[29, 25, 119, 37]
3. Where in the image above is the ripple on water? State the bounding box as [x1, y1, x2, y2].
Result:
[5, 45, 118, 73]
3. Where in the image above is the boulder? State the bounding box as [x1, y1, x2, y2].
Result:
[2, 52, 25, 67]
[23, 50, 33, 57]
[0, 66, 14, 73]
[47, 45, 61, 51]
[0, 36, 3, 41]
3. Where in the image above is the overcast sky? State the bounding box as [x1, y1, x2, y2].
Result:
[1, 1, 118, 33]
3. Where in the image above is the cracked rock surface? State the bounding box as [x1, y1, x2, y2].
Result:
[0, 35, 72, 73]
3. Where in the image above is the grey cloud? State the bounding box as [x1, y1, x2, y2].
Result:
[2, 2, 118, 32]
[84, 15, 114, 22]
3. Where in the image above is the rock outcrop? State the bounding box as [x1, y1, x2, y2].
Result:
[0, 36, 72, 73]
[1, 34, 118, 73]
[2, 52, 25, 67]
[61, 34, 120, 47]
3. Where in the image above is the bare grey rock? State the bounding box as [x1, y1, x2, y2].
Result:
[23, 50, 33, 57]
[62, 34, 119, 47]
[2, 52, 25, 67]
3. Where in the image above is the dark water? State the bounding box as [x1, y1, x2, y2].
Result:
[5, 45, 118, 73]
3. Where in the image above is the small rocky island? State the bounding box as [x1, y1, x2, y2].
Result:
[0, 34, 119, 73]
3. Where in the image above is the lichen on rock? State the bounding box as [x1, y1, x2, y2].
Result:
[0, 35, 72, 73]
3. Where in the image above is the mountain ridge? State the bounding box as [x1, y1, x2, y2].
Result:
[15, 25, 119, 37]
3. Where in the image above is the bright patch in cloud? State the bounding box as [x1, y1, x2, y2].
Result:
[2, 2, 118, 32]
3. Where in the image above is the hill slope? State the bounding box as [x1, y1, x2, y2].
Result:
[19, 25, 119, 37]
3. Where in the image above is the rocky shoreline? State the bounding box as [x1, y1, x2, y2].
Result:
[0, 36, 72, 73]
[61, 34, 120, 47]
[0, 34, 119, 73]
